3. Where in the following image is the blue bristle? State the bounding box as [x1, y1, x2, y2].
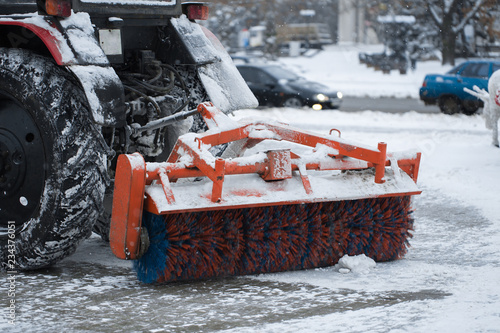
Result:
[133, 196, 414, 283]
[134, 212, 169, 283]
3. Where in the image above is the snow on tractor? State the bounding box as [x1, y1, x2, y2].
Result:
[0, 0, 422, 282]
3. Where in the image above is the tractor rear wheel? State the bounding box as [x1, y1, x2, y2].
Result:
[0, 48, 107, 270]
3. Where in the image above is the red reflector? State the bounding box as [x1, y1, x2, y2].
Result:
[45, 0, 71, 17]
[422, 81, 427, 87]
[186, 4, 209, 20]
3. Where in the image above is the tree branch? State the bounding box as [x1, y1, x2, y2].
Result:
[453, 0, 486, 34]
[426, 1, 443, 28]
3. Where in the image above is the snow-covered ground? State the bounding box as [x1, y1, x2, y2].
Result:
[279, 44, 451, 99]
[229, 107, 500, 333]
[2, 44, 499, 332]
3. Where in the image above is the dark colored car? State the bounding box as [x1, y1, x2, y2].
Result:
[236, 64, 342, 110]
[420, 60, 500, 115]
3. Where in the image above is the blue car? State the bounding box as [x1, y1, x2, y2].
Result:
[420, 60, 500, 115]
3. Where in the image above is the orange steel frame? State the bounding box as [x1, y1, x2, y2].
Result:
[110, 102, 421, 260]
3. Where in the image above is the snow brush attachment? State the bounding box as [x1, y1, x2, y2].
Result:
[110, 102, 422, 283]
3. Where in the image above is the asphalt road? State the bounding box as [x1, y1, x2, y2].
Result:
[339, 97, 441, 114]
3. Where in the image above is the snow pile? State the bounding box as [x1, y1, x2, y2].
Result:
[335, 254, 376, 274]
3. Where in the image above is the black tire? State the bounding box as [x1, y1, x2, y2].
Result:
[92, 187, 113, 242]
[0, 48, 107, 270]
[283, 97, 303, 108]
[462, 100, 479, 115]
[439, 96, 461, 115]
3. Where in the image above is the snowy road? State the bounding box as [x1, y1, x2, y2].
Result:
[2, 107, 499, 332]
[339, 97, 440, 114]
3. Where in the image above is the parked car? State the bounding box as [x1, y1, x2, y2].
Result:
[236, 64, 343, 110]
[420, 59, 500, 115]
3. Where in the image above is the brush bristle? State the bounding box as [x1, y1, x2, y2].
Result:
[134, 196, 413, 283]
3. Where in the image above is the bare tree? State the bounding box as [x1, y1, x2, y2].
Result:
[426, 0, 485, 65]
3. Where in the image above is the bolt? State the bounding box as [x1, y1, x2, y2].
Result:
[12, 151, 23, 165]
